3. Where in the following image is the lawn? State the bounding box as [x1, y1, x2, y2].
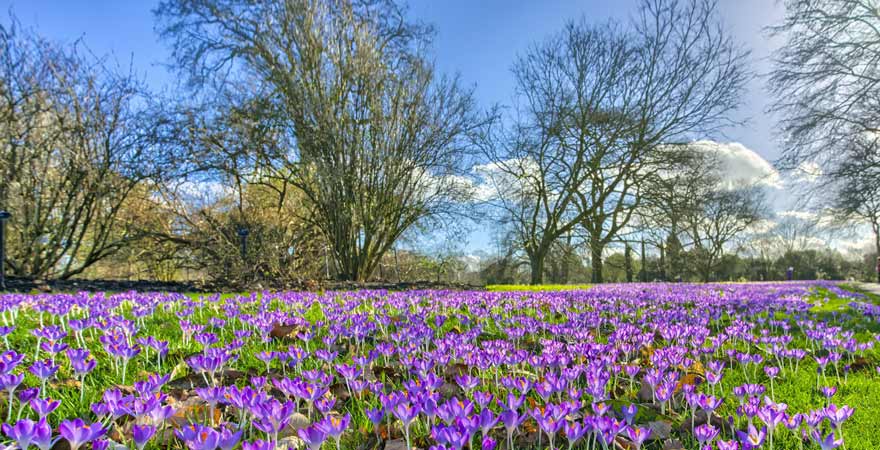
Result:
[486, 284, 593, 292]
[0, 281, 876, 450]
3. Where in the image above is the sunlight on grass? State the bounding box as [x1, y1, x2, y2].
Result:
[486, 283, 592, 292]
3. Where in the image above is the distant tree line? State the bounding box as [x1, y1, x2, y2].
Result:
[0, 0, 876, 286]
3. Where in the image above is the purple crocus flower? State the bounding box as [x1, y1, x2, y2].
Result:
[564, 421, 588, 446]
[499, 409, 525, 433]
[625, 426, 651, 450]
[250, 399, 296, 438]
[3, 419, 39, 449]
[315, 397, 336, 415]
[29, 360, 58, 399]
[365, 406, 384, 437]
[40, 341, 68, 356]
[820, 386, 837, 399]
[432, 423, 468, 450]
[811, 430, 844, 450]
[297, 425, 327, 450]
[736, 424, 767, 449]
[621, 403, 638, 425]
[393, 402, 421, 425]
[195, 387, 226, 407]
[317, 414, 350, 450]
[454, 374, 479, 392]
[67, 349, 96, 375]
[717, 440, 740, 450]
[477, 408, 498, 437]
[0, 351, 23, 372]
[131, 424, 156, 450]
[30, 398, 60, 418]
[0, 373, 24, 421]
[241, 440, 273, 450]
[0, 373, 23, 394]
[393, 402, 421, 450]
[699, 395, 724, 413]
[471, 391, 492, 410]
[28, 360, 58, 380]
[58, 419, 105, 450]
[30, 419, 54, 450]
[694, 424, 719, 444]
[217, 426, 242, 450]
[18, 388, 39, 404]
[174, 424, 220, 450]
[824, 404, 855, 428]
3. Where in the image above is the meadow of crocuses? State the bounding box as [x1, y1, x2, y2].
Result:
[0, 281, 876, 450]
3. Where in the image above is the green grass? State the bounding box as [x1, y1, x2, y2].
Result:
[5, 283, 880, 449]
[783, 285, 880, 449]
[486, 283, 592, 292]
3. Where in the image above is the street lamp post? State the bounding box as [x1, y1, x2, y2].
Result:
[0, 211, 10, 289]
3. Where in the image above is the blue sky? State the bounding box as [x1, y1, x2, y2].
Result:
[3, 0, 801, 253]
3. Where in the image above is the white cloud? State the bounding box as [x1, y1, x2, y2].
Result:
[777, 209, 839, 229]
[688, 140, 783, 189]
[836, 233, 875, 256]
[793, 161, 823, 183]
[747, 219, 777, 234]
[470, 141, 781, 205]
[471, 157, 543, 202]
[777, 210, 816, 221]
[176, 180, 232, 201]
[459, 254, 482, 272]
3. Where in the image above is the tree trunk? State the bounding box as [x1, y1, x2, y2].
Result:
[640, 239, 647, 282]
[624, 244, 633, 282]
[590, 240, 604, 284]
[659, 244, 666, 282]
[338, 255, 365, 282]
[700, 259, 712, 282]
[873, 220, 880, 259]
[872, 220, 880, 283]
[560, 254, 570, 284]
[529, 250, 546, 285]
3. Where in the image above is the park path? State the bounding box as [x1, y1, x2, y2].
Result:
[853, 282, 880, 296]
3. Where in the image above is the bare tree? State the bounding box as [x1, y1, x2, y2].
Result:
[156, 0, 487, 281]
[579, 0, 748, 283]
[829, 139, 880, 258]
[139, 95, 326, 285]
[769, 1, 880, 263]
[769, 0, 880, 174]
[637, 146, 720, 280]
[685, 186, 767, 281]
[476, 104, 598, 285]
[483, 0, 748, 284]
[0, 18, 165, 279]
